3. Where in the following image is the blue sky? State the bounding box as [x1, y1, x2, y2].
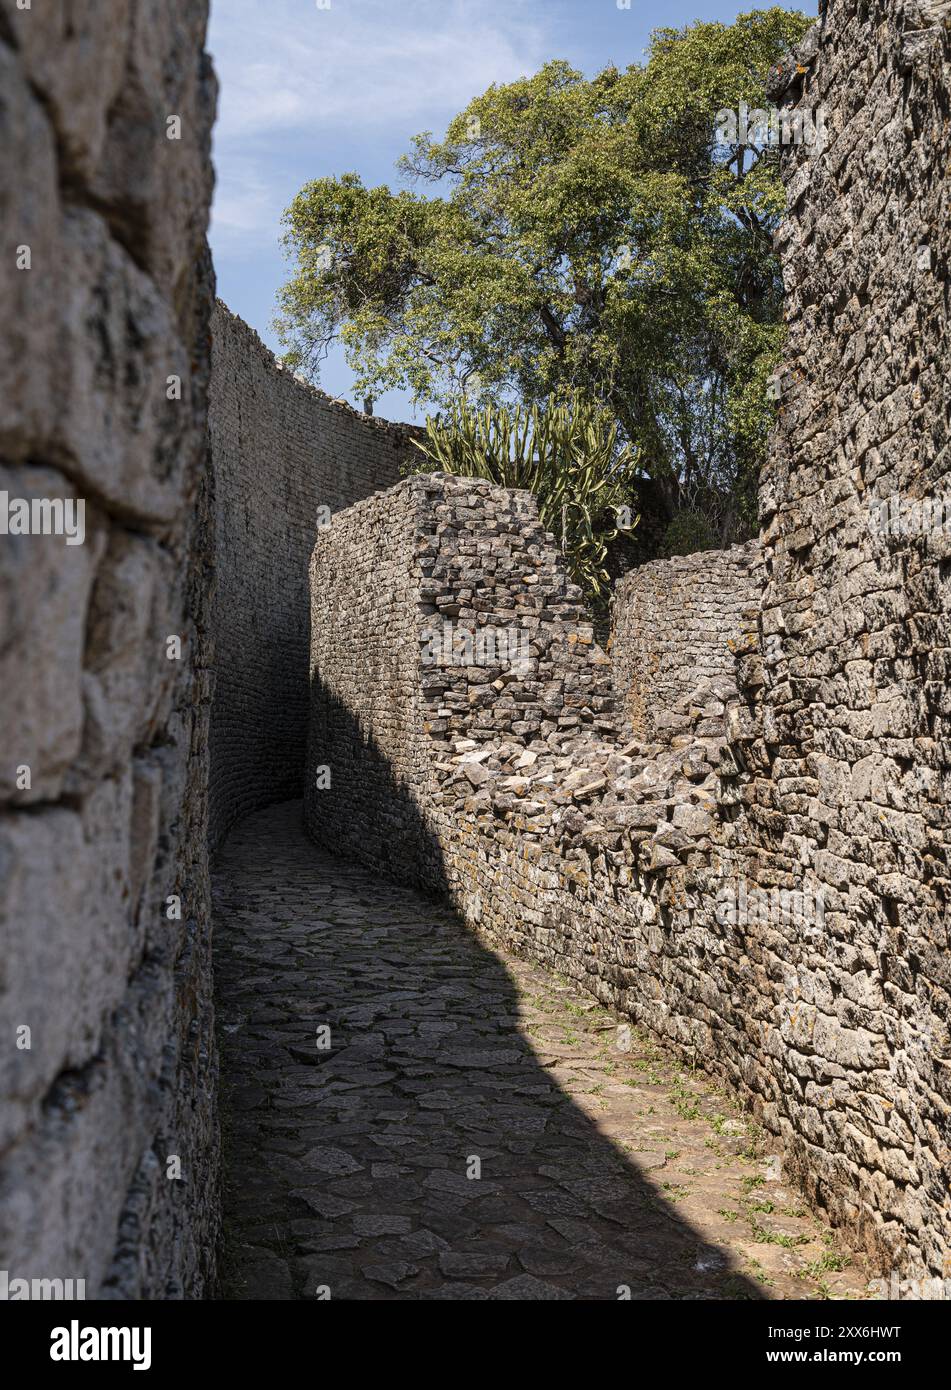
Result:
[207, 0, 815, 421]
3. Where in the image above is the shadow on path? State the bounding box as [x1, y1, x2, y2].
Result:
[212, 802, 863, 1301]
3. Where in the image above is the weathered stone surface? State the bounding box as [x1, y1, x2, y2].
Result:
[0, 466, 104, 801]
[0, 6, 214, 521]
[735, 0, 951, 1278]
[206, 306, 420, 851]
[0, 0, 218, 1298]
[611, 543, 760, 740]
[0, 781, 138, 1152]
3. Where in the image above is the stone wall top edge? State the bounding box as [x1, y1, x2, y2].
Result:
[311, 470, 547, 540]
[613, 539, 761, 595]
[769, 1, 951, 109]
[212, 299, 419, 439]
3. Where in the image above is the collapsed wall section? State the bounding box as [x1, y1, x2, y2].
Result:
[207, 305, 418, 851]
[611, 543, 760, 738]
[0, 1, 218, 1296]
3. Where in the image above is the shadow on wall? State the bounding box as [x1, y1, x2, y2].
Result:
[205, 303, 420, 856]
[212, 672, 767, 1301]
[306, 684, 445, 894]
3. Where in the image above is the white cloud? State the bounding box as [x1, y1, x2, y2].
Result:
[209, 0, 545, 139]
[208, 0, 547, 253]
[210, 160, 277, 238]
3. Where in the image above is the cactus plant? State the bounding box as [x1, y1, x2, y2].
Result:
[409, 389, 640, 601]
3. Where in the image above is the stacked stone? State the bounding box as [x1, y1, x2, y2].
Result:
[741, 0, 951, 1276]
[409, 475, 736, 878]
[465, 0, 951, 1279]
[305, 479, 435, 886]
[611, 543, 761, 739]
[207, 305, 421, 851]
[0, 2, 218, 1296]
[306, 473, 756, 1179]
[308, 410, 951, 1280]
[428, 679, 732, 870]
[303, 0, 951, 1286]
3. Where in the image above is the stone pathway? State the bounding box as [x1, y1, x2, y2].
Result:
[213, 801, 867, 1301]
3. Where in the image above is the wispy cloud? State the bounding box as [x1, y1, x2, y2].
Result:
[210, 157, 278, 235]
[208, 0, 546, 249]
[210, 0, 545, 138]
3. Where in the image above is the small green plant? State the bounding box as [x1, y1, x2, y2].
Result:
[668, 1086, 701, 1120]
[409, 388, 640, 602]
[799, 1249, 851, 1279]
[750, 1221, 809, 1249]
[745, 1258, 776, 1289]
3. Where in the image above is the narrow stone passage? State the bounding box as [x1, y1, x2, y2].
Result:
[213, 802, 866, 1302]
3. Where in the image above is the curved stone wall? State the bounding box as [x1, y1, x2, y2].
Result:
[611, 544, 761, 739]
[206, 304, 419, 851]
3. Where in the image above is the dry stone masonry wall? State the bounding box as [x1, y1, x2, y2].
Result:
[611, 544, 761, 739]
[306, 0, 951, 1279]
[207, 305, 418, 851]
[304, 473, 765, 1092]
[0, 1, 218, 1296]
[743, 0, 951, 1274]
[305, 482, 429, 879]
[0, 5, 415, 1291]
[2, 0, 950, 1302]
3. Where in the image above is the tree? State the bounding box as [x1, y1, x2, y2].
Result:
[276, 8, 812, 549]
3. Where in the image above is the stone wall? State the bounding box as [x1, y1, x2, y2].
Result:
[611, 544, 760, 739]
[0, 1, 218, 1297]
[306, 0, 951, 1279]
[305, 481, 428, 880]
[307, 235, 950, 1287]
[3, 0, 948, 1300]
[741, 0, 951, 1274]
[0, 11, 435, 1297]
[207, 305, 417, 851]
[305, 470, 761, 1115]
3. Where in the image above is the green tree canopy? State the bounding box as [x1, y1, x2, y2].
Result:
[277, 7, 811, 547]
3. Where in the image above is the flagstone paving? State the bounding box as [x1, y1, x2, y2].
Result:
[214, 801, 867, 1302]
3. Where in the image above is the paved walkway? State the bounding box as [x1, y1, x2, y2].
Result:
[213, 801, 866, 1301]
